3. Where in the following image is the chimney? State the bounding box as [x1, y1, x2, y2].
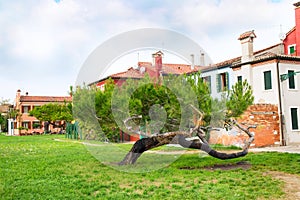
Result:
[152, 51, 164, 79]
[200, 52, 205, 66]
[238, 30, 256, 63]
[15, 89, 21, 109]
[294, 2, 300, 55]
[190, 54, 195, 70]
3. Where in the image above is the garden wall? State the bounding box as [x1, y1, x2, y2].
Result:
[209, 104, 281, 148]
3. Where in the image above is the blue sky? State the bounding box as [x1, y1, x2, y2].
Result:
[0, 0, 296, 102]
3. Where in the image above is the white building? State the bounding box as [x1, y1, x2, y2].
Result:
[202, 30, 300, 145]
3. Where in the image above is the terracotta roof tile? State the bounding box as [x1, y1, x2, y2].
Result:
[238, 30, 256, 40]
[206, 43, 283, 70]
[232, 52, 300, 68]
[162, 63, 201, 74]
[106, 62, 202, 80]
[138, 62, 201, 74]
[20, 96, 72, 102]
[110, 67, 144, 79]
[0, 104, 12, 113]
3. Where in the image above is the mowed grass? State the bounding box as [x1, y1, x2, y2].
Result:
[0, 135, 299, 199]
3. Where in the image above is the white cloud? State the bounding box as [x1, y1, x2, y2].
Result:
[5, 1, 89, 62]
[0, 0, 298, 100]
[164, 0, 295, 61]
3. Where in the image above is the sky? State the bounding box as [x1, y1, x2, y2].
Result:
[0, 0, 297, 102]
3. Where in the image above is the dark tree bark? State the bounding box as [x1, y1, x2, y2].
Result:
[119, 111, 255, 165]
[119, 132, 188, 165]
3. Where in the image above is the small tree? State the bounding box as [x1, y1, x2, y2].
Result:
[29, 103, 73, 129]
[119, 78, 255, 165]
[226, 80, 254, 118]
[0, 114, 4, 132]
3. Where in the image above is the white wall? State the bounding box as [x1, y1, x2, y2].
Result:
[201, 66, 234, 100]
[233, 61, 300, 144]
[278, 62, 300, 144]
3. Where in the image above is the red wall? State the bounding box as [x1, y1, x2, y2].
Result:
[295, 6, 300, 56]
[283, 29, 296, 55]
[283, 6, 300, 56]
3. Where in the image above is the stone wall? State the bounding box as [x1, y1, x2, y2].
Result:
[209, 104, 281, 148]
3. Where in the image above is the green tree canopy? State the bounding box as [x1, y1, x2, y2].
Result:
[0, 114, 5, 131]
[29, 103, 73, 127]
[73, 73, 254, 142]
[226, 80, 254, 118]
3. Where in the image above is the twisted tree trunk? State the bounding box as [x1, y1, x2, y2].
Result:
[119, 118, 255, 165]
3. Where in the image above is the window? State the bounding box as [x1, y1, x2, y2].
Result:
[288, 44, 296, 55]
[33, 121, 41, 129]
[22, 106, 30, 113]
[217, 72, 229, 92]
[237, 76, 242, 82]
[32, 105, 40, 110]
[22, 121, 31, 129]
[202, 76, 211, 93]
[291, 108, 299, 130]
[54, 121, 62, 128]
[264, 71, 272, 90]
[288, 70, 296, 89]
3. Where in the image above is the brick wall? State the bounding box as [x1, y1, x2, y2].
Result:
[209, 104, 281, 148]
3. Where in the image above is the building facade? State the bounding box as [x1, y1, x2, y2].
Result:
[13, 90, 72, 135]
[283, 2, 300, 56]
[91, 51, 202, 90]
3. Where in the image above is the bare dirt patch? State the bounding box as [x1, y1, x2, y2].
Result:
[264, 171, 300, 200]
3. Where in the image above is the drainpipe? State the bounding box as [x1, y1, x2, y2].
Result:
[276, 59, 286, 146]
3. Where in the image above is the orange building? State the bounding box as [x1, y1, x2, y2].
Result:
[13, 90, 72, 135]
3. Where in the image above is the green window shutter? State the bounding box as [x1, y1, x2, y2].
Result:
[290, 46, 295, 54]
[216, 74, 221, 92]
[225, 72, 229, 90]
[237, 76, 242, 82]
[288, 70, 296, 89]
[208, 76, 211, 93]
[291, 108, 299, 130]
[264, 71, 272, 90]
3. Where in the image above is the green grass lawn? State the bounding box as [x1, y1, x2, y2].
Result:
[0, 135, 299, 199]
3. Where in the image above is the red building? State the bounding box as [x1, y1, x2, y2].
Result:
[91, 51, 203, 142]
[91, 51, 202, 91]
[283, 2, 300, 55]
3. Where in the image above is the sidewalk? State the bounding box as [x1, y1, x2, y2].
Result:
[250, 144, 300, 154]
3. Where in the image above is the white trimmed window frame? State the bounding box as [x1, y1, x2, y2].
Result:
[290, 106, 300, 131]
[287, 69, 298, 90]
[288, 44, 296, 55]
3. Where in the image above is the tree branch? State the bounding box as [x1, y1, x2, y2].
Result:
[119, 106, 256, 165]
[123, 115, 143, 135]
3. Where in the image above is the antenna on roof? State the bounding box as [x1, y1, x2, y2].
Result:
[279, 24, 286, 41]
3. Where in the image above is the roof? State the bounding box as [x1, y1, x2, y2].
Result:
[162, 63, 201, 75]
[19, 96, 72, 103]
[95, 61, 203, 83]
[0, 104, 12, 113]
[294, 2, 300, 7]
[284, 26, 296, 38]
[110, 67, 144, 79]
[232, 52, 300, 68]
[238, 30, 256, 40]
[203, 43, 283, 71]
